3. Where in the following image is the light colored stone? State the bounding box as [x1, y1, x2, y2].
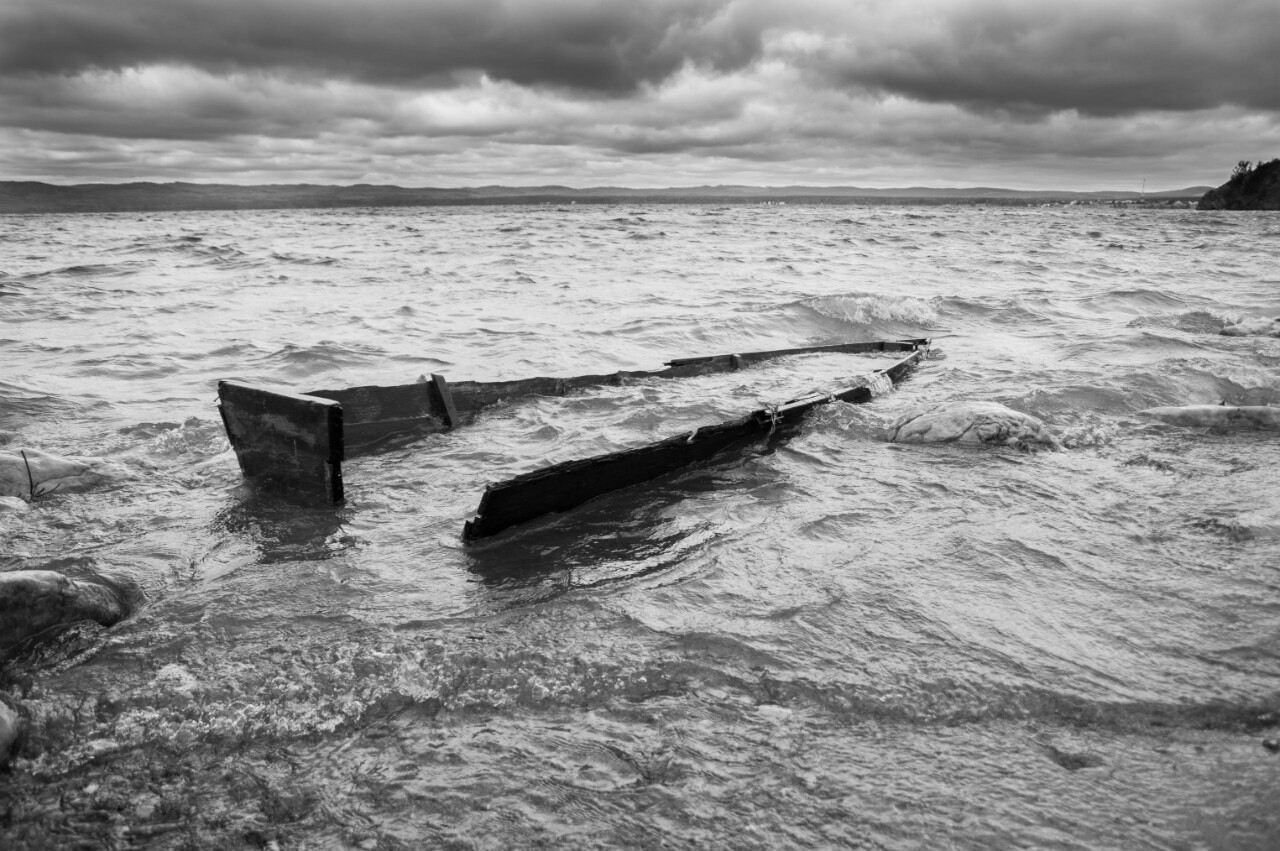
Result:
[0, 496, 29, 514]
[0, 697, 19, 765]
[1138, 405, 1280, 429]
[1222, 511, 1280, 541]
[889, 400, 1061, 450]
[0, 447, 132, 500]
[1220, 317, 1280, 337]
[0, 570, 131, 655]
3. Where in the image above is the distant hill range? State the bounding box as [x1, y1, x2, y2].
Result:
[0, 180, 1213, 214]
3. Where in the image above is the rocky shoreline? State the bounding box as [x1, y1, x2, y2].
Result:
[1197, 158, 1280, 210]
[0, 448, 138, 766]
[0, 570, 137, 766]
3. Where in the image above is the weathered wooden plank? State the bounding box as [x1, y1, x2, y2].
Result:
[430, 373, 461, 428]
[664, 339, 924, 373]
[306, 381, 434, 422]
[300, 339, 928, 452]
[446, 373, 646, 412]
[217, 381, 344, 504]
[305, 380, 442, 452]
[462, 344, 927, 542]
[463, 413, 770, 542]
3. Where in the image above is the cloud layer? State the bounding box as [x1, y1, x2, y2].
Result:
[2, 0, 1278, 188]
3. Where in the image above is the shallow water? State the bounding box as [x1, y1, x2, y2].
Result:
[2, 204, 1279, 849]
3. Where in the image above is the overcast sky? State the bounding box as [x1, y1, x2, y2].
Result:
[2, 0, 1277, 189]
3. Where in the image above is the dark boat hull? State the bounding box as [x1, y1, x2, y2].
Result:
[462, 342, 928, 541]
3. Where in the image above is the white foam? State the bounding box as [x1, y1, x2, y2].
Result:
[801, 293, 939, 327]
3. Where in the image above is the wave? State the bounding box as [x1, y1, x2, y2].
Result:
[938, 295, 1057, 326]
[798, 293, 940, 329]
[108, 234, 205, 254]
[1074, 360, 1280, 411]
[1125, 310, 1229, 334]
[22, 237, 263, 278]
[269, 251, 338, 266]
[127, 235, 262, 268]
[0, 272, 27, 297]
[1089, 288, 1191, 312]
[22, 261, 152, 280]
[257, 340, 391, 376]
[117, 417, 229, 459]
[0, 379, 86, 427]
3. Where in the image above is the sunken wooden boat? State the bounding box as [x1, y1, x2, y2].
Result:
[216, 338, 929, 531]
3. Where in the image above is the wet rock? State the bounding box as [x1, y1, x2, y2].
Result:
[1137, 405, 1280, 430]
[1194, 512, 1280, 542]
[1040, 742, 1106, 771]
[1122, 453, 1177, 473]
[0, 570, 132, 656]
[0, 495, 29, 514]
[0, 447, 132, 501]
[1220, 316, 1280, 337]
[0, 696, 20, 765]
[889, 401, 1061, 450]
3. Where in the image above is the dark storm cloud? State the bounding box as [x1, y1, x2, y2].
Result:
[806, 0, 1280, 115]
[0, 70, 390, 142]
[0, 0, 763, 94]
[2, 0, 1278, 187]
[3, 0, 1276, 113]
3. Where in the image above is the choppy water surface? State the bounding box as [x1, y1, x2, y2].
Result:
[2, 205, 1279, 849]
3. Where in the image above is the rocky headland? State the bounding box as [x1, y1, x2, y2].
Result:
[1198, 158, 1280, 210]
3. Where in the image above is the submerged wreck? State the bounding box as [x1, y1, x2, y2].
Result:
[217, 338, 929, 540]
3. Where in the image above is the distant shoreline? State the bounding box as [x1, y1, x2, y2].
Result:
[0, 180, 1211, 215]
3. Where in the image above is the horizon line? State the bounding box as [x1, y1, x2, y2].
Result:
[4, 179, 1214, 194]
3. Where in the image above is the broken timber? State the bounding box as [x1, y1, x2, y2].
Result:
[217, 338, 928, 507]
[217, 381, 345, 504]
[462, 340, 929, 542]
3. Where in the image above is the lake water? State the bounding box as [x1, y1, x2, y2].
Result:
[2, 204, 1279, 849]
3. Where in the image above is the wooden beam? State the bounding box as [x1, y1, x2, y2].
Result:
[462, 343, 927, 542]
[300, 338, 931, 452]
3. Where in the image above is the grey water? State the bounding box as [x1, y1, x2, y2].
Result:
[2, 204, 1279, 849]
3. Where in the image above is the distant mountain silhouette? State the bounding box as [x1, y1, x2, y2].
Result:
[0, 180, 1212, 214]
